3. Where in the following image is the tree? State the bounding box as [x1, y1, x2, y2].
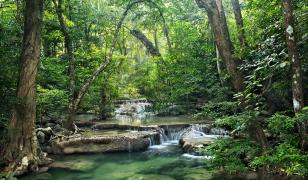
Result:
[52, 0, 144, 130]
[231, 0, 247, 47]
[195, 0, 244, 93]
[52, 0, 76, 130]
[130, 29, 161, 56]
[4, 0, 43, 175]
[282, 0, 306, 150]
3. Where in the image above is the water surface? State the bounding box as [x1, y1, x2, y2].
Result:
[22, 142, 224, 180]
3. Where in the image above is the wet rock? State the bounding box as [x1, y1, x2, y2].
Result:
[37, 167, 49, 173]
[47, 132, 158, 154]
[37, 131, 46, 144]
[36, 127, 54, 144]
[179, 129, 219, 154]
[180, 136, 216, 154]
[75, 121, 95, 128]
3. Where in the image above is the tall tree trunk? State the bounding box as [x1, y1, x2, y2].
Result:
[4, 0, 43, 175]
[282, 0, 306, 150]
[195, 0, 244, 92]
[196, 0, 269, 150]
[53, 0, 76, 130]
[231, 0, 247, 47]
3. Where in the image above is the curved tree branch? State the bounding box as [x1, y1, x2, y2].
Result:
[73, 0, 145, 110]
[130, 29, 161, 56]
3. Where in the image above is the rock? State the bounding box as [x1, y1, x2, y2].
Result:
[37, 131, 46, 144]
[179, 129, 219, 154]
[47, 131, 158, 154]
[37, 167, 49, 173]
[46, 123, 56, 128]
[75, 121, 95, 128]
[53, 124, 62, 133]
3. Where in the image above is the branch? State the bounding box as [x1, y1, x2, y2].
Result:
[73, 0, 145, 110]
[130, 29, 161, 56]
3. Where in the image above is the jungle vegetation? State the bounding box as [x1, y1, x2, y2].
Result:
[0, 0, 307, 178]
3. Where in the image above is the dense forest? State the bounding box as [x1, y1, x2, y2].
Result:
[0, 0, 307, 179]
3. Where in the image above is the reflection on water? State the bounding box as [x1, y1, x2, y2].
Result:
[21, 141, 242, 180]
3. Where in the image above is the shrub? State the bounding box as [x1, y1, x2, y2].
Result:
[199, 139, 259, 174]
[251, 142, 308, 176]
[193, 101, 240, 120]
[37, 86, 68, 118]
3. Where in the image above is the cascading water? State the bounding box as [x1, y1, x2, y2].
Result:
[114, 98, 155, 122]
[149, 124, 229, 149]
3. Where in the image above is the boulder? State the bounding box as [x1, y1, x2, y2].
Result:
[179, 129, 219, 154]
[46, 131, 159, 154]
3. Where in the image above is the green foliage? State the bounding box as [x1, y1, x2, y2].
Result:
[37, 86, 68, 117]
[267, 114, 296, 137]
[0, 171, 17, 180]
[251, 142, 308, 176]
[199, 139, 259, 173]
[215, 111, 257, 132]
[295, 107, 308, 125]
[193, 101, 240, 120]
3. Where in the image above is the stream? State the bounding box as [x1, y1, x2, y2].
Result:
[20, 100, 279, 180]
[22, 119, 237, 180]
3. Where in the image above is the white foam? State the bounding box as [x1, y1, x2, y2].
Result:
[182, 153, 211, 160]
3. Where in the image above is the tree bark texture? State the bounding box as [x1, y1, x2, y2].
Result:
[282, 0, 306, 150]
[4, 0, 43, 175]
[195, 0, 244, 93]
[130, 29, 161, 56]
[196, 0, 269, 150]
[53, 0, 76, 130]
[231, 0, 247, 47]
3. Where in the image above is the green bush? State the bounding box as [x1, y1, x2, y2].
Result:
[267, 114, 296, 137]
[251, 142, 308, 176]
[215, 111, 258, 133]
[199, 139, 259, 174]
[193, 101, 240, 120]
[37, 86, 68, 118]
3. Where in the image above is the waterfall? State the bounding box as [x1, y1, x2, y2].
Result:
[158, 125, 189, 143]
[209, 128, 229, 136]
[149, 124, 229, 148]
[114, 99, 154, 121]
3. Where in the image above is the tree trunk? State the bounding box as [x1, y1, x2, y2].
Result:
[196, 0, 269, 150]
[231, 0, 247, 47]
[282, 0, 306, 150]
[53, 0, 76, 130]
[130, 29, 161, 56]
[4, 0, 43, 175]
[195, 0, 244, 93]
